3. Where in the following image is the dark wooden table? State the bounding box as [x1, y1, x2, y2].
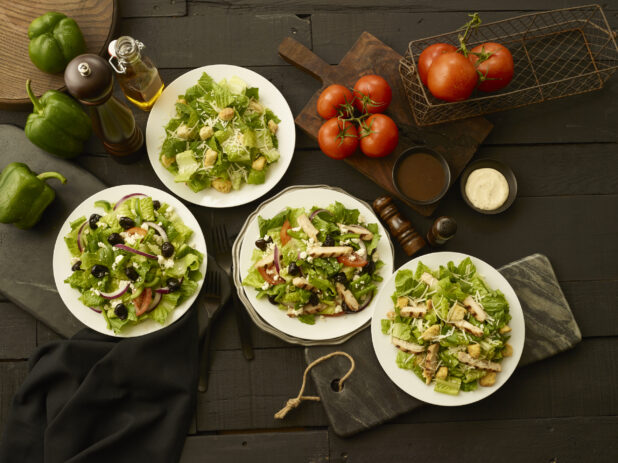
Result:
[1, 1, 617, 461]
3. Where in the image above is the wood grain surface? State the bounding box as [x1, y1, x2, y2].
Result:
[0, 0, 117, 109]
[279, 32, 493, 217]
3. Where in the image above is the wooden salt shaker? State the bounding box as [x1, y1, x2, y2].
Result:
[373, 196, 426, 256]
[64, 54, 144, 163]
[427, 216, 457, 246]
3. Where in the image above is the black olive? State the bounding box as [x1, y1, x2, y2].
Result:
[268, 295, 278, 305]
[114, 303, 128, 320]
[334, 272, 348, 284]
[362, 260, 376, 275]
[161, 242, 175, 258]
[125, 266, 139, 281]
[288, 262, 301, 276]
[107, 233, 124, 246]
[167, 277, 181, 292]
[71, 260, 82, 271]
[323, 234, 335, 247]
[91, 264, 109, 278]
[309, 293, 319, 306]
[119, 216, 135, 230]
[255, 238, 268, 251]
[89, 214, 102, 230]
[153, 200, 161, 210]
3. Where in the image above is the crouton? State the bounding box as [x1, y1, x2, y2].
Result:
[503, 343, 513, 357]
[499, 325, 512, 334]
[252, 156, 267, 171]
[479, 372, 497, 387]
[218, 107, 234, 121]
[199, 126, 214, 140]
[467, 343, 481, 359]
[436, 366, 448, 380]
[212, 178, 232, 193]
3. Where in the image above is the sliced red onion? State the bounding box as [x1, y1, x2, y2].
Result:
[309, 208, 332, 220]
[359, 293, 374, 310]
[77, 221, 88, 253]
[113, 193, 148, 211]
[142, 221, 168, 242]
[88, 306, 102, 313]
[99, 281, 130, 300]
[147, 291, 162, 311]
[154, 277, 184, 294]
[273, 245, 281, 274]
[113, 244, 157, 259]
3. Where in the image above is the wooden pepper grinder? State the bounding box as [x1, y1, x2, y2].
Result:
[64, 54, 144, 163]
[427, 216, 457, 246]
[373, 196, 426, 256]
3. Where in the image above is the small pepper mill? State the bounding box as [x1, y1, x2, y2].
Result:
[64, 53, 144, 163]
[373, 196, 426, 256]
[427, 216, 457, 247]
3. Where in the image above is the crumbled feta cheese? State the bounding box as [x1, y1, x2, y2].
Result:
[261, 282, 270, 290]
[291, 227, 300, 232]
[358, 214, 365, 223]
[70, 257, 80, 265]
[93, 289, 101, 295]
[140, 223, 148, 230]
[307, 256, 313, 263]
[97, 242, 106, 249]
[372, 252, 379, 262]
[123, 233, 139, 246]
[98, 222, 108, 229]
[158, 222, 163, 226]
[353, 274, 360, 281]
[157, 255, 175, 269]
[308, 238, 315, 245]
[357, 246, 366, 257]
[335, 305, 343, 314]
[114, 255, 124, 264]
[299, 251, 308, 259]
[153, 234, 164, 245]
[263, 235, 269, 241]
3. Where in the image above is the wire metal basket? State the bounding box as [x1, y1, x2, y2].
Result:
[399, 4, 618, 126]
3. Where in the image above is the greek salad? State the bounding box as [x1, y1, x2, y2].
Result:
[243, 202, 384, 325]
[381, 258, 513, 395]
[159, 72, 281, 194]
[63, 193, 203, 333]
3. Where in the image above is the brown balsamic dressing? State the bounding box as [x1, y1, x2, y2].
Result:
[395, 153, 446, 202]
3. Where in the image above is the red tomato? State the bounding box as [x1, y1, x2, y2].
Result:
[469, 42, 514, 92]
[427, 52, 478, 102]
[317, 84, 354, 119]
[318, 118, 359, 160]
[418, 43, 457, 86]
[353, 75, 392, 114]
[258, 265, 285, 285]
[280, 219, 291, 246]
[337, 254, 368, 268]
[359, 114, 399, 158]
[135, 288, 153, 316]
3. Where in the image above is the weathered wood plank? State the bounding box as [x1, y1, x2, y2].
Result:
[180, 430, 329, 463]
[397, 337, 617, 424]
[0, 302, 36, 359]
[329, 416, 618, 463]
[119, 0, 187, 18]
[562, 280, 618, 337]
[36, 321, 64, 346]
[0, 362, 29, 437]
[195, 347, 328, 431]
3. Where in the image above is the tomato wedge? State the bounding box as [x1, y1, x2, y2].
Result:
[126, 226, 147, 237]
[280, 219, 291, 246]
[337, 254, 368, 267]
[258, 265, 285, 285]
[135, 288, 153, 316]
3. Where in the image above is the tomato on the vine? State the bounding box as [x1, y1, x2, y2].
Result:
[417, 43, 457, 86]
[318, 118, 359, 159]
[353, 75, 392, 114]
[317, 84, 354, 119]
[427, 52, 478, 102]
[258, 265, 285, 285]
[337, 254, 368, 268]
[359, 114, 398, 158]
[468, 42, 514, 92]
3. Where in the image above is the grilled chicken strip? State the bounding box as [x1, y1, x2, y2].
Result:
[420, 272, 438, 287]
[308, 246, 353, 258]
[457, 351, 502, 372]
[338, 223, 374, 240]
[400, 301, 428, 318]
[464, 296, 487, 322]
[297, 214, 319, 242]
[452, 320, 484, 337]
[254, 253, 274, 269]
[292, 277, 314, 291]
[423, 344, 440, 384]
[392, 337, 426, 354]
[335, 282, 359, 311]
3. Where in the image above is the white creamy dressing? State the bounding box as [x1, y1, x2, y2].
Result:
[465, 168, 509, 211]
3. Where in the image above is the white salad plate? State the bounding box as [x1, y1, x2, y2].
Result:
[371, 251, 525, 406]
[233, 185, 395, 344]
[52, 185, 207, 338]
[145, 64, 295, 208]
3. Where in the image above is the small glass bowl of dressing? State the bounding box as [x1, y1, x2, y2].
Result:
[460, 159, 518, 214]
[392, 147, 451, 206]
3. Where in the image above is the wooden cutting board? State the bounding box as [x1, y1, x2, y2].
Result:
[0, 0, 117, 109]
[279, 33, 493, 217]
[305, 254, 582, 437]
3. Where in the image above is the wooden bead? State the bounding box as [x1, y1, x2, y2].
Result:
[372, 196, 426, 256]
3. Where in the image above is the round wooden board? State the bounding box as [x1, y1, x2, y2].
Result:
[0, 0, 117, 109]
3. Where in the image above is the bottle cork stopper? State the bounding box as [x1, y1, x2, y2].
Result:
[372, 196, 426, 256]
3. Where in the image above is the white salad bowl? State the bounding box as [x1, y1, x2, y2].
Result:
[52, 185, 207, 337]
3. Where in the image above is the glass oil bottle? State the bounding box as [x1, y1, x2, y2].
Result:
[108, 36, 164, 111]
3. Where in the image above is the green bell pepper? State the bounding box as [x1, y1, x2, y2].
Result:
[0, 162, 67, 229]
[28, 11, 86, 73]
[25, 79, 91, 159]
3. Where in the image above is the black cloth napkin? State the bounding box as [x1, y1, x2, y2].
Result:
[0, 307, 198, 463]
